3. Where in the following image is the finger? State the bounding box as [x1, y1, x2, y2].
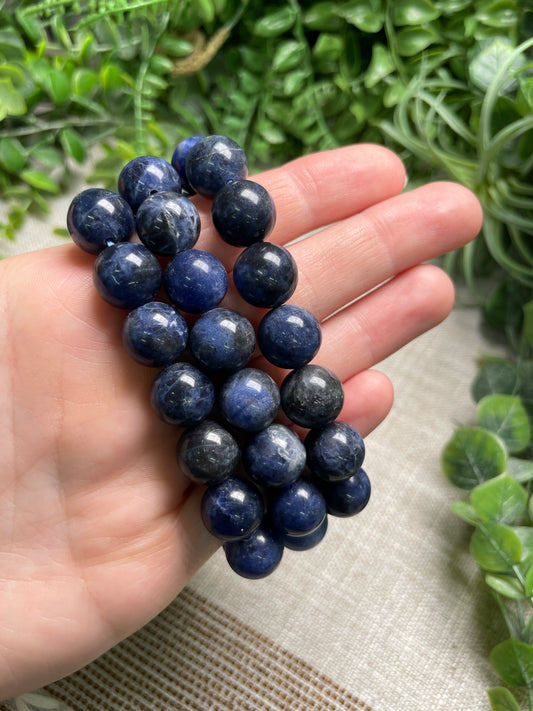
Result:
[339, 369, 394, 437]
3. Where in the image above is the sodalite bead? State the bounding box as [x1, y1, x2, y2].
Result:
[134, 191, 200, 256]
[171, 136, 203, 194]
[163, 249, 228, 313]
[321, 468, 371, 517]
[189, 308, 255, 373]
[67, 188, 135, 254]
[122, 302, 188, 367]
[185, 135, 248, 198]
[224, 525, 284, 579]
[212, 179, 276, 247]
[283, 515, 328, 551]
[150, 362, 215, 427]
[258, 304, 321, 370]
[305, 421, 365, 482]
[232, 242, 297, 308]
[219, 368, 280, 432]
[281, 364, 344, 429]
[244, 424, 306, 488]
[93, 243, 162, 309]
[270, 478, 326, 537]
[118, 156, 181, 212]
[177, 420, 240, 485]
[201, 477, 264, 541]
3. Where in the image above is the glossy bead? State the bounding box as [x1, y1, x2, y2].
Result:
[270, 478, 326, 537]
[189, 308, 255, 373]
[67, 188, 134, 254]
[93, 243, 162, 309]
[171, 136, 203, 194]
[211, 179, 276, 247]
[150, 362, 215, 427]
[305, 421, 365, 482]
[219, 368, 280, 432]
[224, 525, 284, 579]
[163, 249, 228, 313]
[118, 155, 181, 212]
[258, 304, 321, 370]
[232, 242, 297, 308]
[177, 420, 240, 485]
[122, 301, 188, 367]
[321, 468, 371, 517]
[281, 364, 344, 429]
[134, 191, 200, 256]
[201, 477, 264, 541]
[244, 424, 306, 488]
[185, 135, 248, 198]
[283, 515, 328, 551]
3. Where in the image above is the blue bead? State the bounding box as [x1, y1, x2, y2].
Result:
[118, 155, 181, 212]
[232, 242, 298, 308]
[281, 365, 344, 429]
[305, 421, 365, 482]
[177, 419, 240, 485]
[270, 478, 326, 537]
[150, 362, 215, 427]
[67, 188, 135, 254]
[171, 136, 203, 194]
[244, 424, 306, 488]
[163, 249, 228, 313]
[189, 308, 255, 373]
[185, 135, 248, 198]
[93, 243, 162, 309]
[321, 468, 371, 517]
[218, 368, 280, 432]
[211, 179, 276, 247]
[283, 515, 328, 551]
[201, 477, 264, 541]
[122, 301, 188, 367]
[224, 525, 284, 579]
[134, 191, 200, 256]
[258, 304, 321, 370]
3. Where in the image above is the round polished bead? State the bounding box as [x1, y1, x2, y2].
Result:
[171, 136, 203, 194]
[134, 191, 200, 256]
[189, 308, 255, 373]
[283, 515, 328, 551]
[185, 135, 248, 198]
[305, 421, 365, 482]
[219, 368, 280, 432]
[177, 420, 240, 485]
[232, 242, 297, 308]
[224, 525, 284, 579]
[211, 179, 276, 247]
[163, 249, 228, 313]
[321, 468, 371, 517]
[67, 188, 135, 254]
[118, 155, 181, 212]
[244, 424, 306, 488]
[122, 301, 188, 367]
[281, 364, 344, 429]
[201, 477, 264, 541]
[270, 478, 326, 537]
[150, 362, 215, 427]
[93, 243, 162, 309]
[258, 304, 321, 370]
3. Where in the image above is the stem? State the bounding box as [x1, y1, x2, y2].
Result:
[0, 116, 119, 138]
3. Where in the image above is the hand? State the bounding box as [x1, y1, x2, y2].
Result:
[0, 144, 482, 698]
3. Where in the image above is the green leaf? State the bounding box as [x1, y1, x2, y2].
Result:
[472, 359, 519, 402]
[0, 137, 26, 173]
[313, 33, 344, 63]
[157, 36, 194, 57]
[71, 68, 99, 97]
[524, 565, 533, 596]
[45, 69, 71, 105]
[396, 25, 441, 57]
[339, 0, 384, 33]
[197, 0, 215, 23]
[477, 395, 531, 454]
[507, 458, 533, 484]
[272, 40, 306, 73]
[469, 37, 527, 93]
[485, 574, 525, 599]
[471, 473, 527, 524]
[470, 521, 522, 571]
[60, 128, 86, 164]
[392, 0, 440, 26]
[31, 146, 63, 168]
[490, 637, 533, 687]
[450, 499, 481, 525]
[252, 7, 296, 37]
[442, 427, 508, 489]
[477, 2, 520, 30]
[487, 686, 522, 711]
[303, 2, 343, 30]
[100, 63, 125, 91]
[20, 170, 60, 193]
[0, 78, 26, 120]
[364, 43, 395, 89]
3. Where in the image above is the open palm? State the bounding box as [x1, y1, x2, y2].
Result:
[0, 145, 482, 699]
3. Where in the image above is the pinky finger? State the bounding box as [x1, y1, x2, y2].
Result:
[339, 369, 394, 437]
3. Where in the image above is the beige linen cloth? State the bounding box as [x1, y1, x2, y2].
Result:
[0, 187, 506, 711]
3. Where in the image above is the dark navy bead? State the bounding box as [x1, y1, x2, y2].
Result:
[189, 308, 255, 373]
[321, 468, 371, 517]
[281, 365, 344, 429]
[134, 191, 200, 256]
[270, 478, 326, 537]
[283, 515, 328, 551]
[201, 477, 264, 541]
[67, 188, 135, 254]
[122, 301, 188, 367]
[244, 424, 306, 488]
[224, 525, 284, 579]
[177, 420, 240, 485]
[185, 135, 248, 198]
[163, 249, 228, 313]
[211, 179, 276, 247]
[232, 242, 298, 308]
[171, 136, 203, 194]
[305, 421, 365, 482]
[219, 368, 280, 432]
[258, 304, 321, 370]
[118, 156, 181, 212]
[150, 362, 215, 427]
[93, 243, 162, 309]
